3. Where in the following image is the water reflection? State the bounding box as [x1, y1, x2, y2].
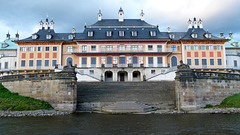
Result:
[1, 113, 240, 135]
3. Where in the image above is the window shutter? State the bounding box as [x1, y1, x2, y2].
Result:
[214, 46, 217, 50]
[191, 46, 194, 50]
[206, 45, 209, 50]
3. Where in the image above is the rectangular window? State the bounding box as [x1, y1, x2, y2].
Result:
[157, 45, 162, 52]
[29, 60, 34, 67]
[148, 45, 153, 50]
[113, 46, 117, 51]
[234, 60, 237, 67]
[21, 47, 26, 52]
[91, 57, 96, 67]
[21, 60, 26, 67]
[194, 52, 198, 57]
[4, 62, 8, 69]
[36, 60, 42, 68]
[37, 47, 42, 51]
[52, 60, 57, 67]
[119, 45, 125, 50]
[82, 58, 87, 67]
[44, 60, 49, 67]
[131, 31, 137, 37]
[132, 46, 137, 50]
[150, 31, 156, 36]
[148, 57, 153, 67]
[106, 31, 112, 37]
[186, 45, 191, 50]
[89, 70, 94, 74]
[201, 45, 206, 50]
[88, 31, 93, 37]
[91, 46, 96, 51]
[217, 45, 221, 50]
[187, 59, 192, 65]
[107, 46, 112, 51]
[67, 46, 73, 52]
[210, 52, 214, 57]
[210, 59, 214, 66]
[45, 46, 50, 51]
[209, 45, 213, 50]
[119, 31, 124, 37]
[119, 57, 125, 64]
[126, 45, 130, 50]
[158, 57, 162, 67]
[202, 52, 206, 57]
[53, 46, 57, 51]
[217, 52, 221, 57]
[187, 52, 191, 57]
[217, 59, 222, 65]
[195, 59, 199, 66]
[82, 46, 87, 51]
[202, 59, 207, 67]
[194, 45, 198, 50]
[101, 46, 105, 51]
[29, 47, 34, 51]
[15, 62, 17, 68]
[171, 45, 177, 51]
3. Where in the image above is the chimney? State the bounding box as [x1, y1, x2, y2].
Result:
[50, 18, 54, 30]
[140, 10, 144, 21]
[198, 19, 203, 28]
[167, 27, 171, 33]
[187, 19, 192, 29]
[6, 32, 10, 40]
[118, 7, 124, 22]
[229, 32, 233, 38]
[45, 15, 49, 30]
[98, 9, 102, 21]
[193, 17, 198, 29]
[220, 32, 224, 38]
[39, 19, 43, 30]
[15, 32, 19, 40]
[72, 27, 76, 34]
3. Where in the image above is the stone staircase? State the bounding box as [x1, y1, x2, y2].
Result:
[77, 81, 176, 112]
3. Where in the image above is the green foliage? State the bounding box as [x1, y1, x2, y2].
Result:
[218, 93, 240, 108]
[204, 104, 213, 108]
[0, 83, 53, 111]
[219, 74, 225, 80]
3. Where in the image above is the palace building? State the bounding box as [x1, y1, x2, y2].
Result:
[15, 8, 228, 82]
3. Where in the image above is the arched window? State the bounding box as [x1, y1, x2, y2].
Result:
[66, 57, 73, 66]
[171, 56, 177, 67]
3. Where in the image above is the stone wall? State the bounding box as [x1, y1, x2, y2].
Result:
[175, 61, 240, 111]
[0, 66, 77, 113]
[77, 81, 176, 111]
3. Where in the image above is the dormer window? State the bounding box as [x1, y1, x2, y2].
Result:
[106, 31, 112, 37]
[150, 31, 156, 36]
[191, 33, 197, 38]
[32, 34, 38, 39]
[1, 43, 8, 48]
[119, 31, 125, 37]
[204, 33, 211, 38]
[88, 31, 94, 37]
[131, 31, 137, 37]
[46, 34, 52, 39]
[68, 35, 73, 39]
[169, 34, 175, 39]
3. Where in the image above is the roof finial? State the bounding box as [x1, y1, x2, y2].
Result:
[140, 9, 144, 21]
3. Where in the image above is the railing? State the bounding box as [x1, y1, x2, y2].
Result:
[193, 71, 240, 80]
[72, 48, 174, 53]
[0, 54, 17, 58]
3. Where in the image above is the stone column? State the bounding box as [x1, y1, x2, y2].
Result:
[113, 70, 118, 82]
[128, 71, 133, 81]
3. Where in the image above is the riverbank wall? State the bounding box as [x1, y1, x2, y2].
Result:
[0, 65, 77, 113]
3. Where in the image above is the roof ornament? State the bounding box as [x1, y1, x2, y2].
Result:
[50, 18, 54, 30]
[72, 26, 76, 34]
[6, 31, 10, 40]
[84, 22, 87, 28]
[39, 18, 44, 30]
[98, 8, 102, 21]
[198, 18, 203, 28]
[45, 14, 49, 30]
[187, 19, 192, 29]
[140, 9, 144, 21]
[15, 31, 19, 40]
[193, 17, 198, 29]
[118, 7, 124, 22]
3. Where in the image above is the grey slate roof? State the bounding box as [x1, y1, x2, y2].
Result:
[19, 19, 226, 42]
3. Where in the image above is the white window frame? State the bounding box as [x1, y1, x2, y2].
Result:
[82, 46, 87, 52]
[150, 31, 156, 36]
[148, 45, 153, 50]
[21, 47, 26, 52]
[45, 46, 50, 51]
[131, 31, 137, 37]
[194, 45, 198, 50]
[119, 45, 125, 50]
[209, 45, 213, 50]
[210, 58, 215, 66]
[186, 45, 191, 50]
[119, 31, 125, 37]
[201, 45, 206, 50]
[44, 60, 49, 67]
[217, 59, 222, 65]
[67, 46, 73, 52]
[194, 59, 199, 66]
[21, 60, 26, 67]
[88, 31, 93, 37]
[37, 47, 42, 52]
[132, 45, 137, 50]
[29, 47, 34, 52]
[29, 60, 34, 67]
[217, 45, 221, 50]
[106, 31, 112, 37]
[53, 46, 57, 51]
[187, 59, 192, 65]
[107, 46, 112, 51]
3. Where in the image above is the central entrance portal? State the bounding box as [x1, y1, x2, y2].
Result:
[118, 71, 128, 82]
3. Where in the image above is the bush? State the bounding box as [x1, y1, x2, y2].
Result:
[204, 104, 213, 108]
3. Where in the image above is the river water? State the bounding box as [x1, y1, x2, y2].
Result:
[1, 113, 240, 135]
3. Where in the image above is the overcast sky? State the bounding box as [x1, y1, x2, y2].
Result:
[1, 0, 240, 41]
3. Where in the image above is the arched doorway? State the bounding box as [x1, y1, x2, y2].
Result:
[66, 57, 73, 66]
[118, 71, 128, 82]
[132, 71, 141, 81]
[105, 71, 113, 82]
[171, 56, 177, 67]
